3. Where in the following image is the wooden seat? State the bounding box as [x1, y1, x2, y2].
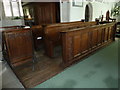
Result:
[3, 28, 35, 67]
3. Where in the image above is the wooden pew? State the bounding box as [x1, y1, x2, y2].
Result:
[44, 21, 97, 57]
[3, 28, 35, 67]
[1, 26, 24, 61]
[60, 22, 116, 66]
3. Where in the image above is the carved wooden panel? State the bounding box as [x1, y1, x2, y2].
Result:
[104, 27, 109, 42]
[4, 29, 34, 67]
[97, 29, 103, 45]
[91, 29, 98, 47]
[73, 35, 81, 57]
[33, 2, 57, 24]
[67, 36, 73, 61]
[80, 31, 89, 53]
[108, 27, 113, 40]
[107, 27, 112, 41]
[101, 28, 105, 43]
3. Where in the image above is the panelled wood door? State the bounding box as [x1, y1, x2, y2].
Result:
[23, 2, 60, 25]
[34, 2, 58, 24]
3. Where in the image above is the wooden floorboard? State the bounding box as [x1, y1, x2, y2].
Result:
[13, 50, 64, 88]
[12, 42, 113, 88]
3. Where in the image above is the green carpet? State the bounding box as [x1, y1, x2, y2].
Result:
[35, 39, 119, 88]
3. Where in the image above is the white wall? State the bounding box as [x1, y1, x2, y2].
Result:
[0, 20, 24, 27]
[91, 2, 115, 21]
[60, 0, 116, 22]
[0, 1, 24, 27]
[69, 0, 86, 22]
[60, 0, 70, 22]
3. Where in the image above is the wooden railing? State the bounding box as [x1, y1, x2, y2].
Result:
[60, 22, 116, 66]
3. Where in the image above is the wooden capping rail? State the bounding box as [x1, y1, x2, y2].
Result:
[60, 23, 116, 33]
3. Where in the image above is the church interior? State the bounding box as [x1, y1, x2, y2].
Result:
[0, 0, 120, 89]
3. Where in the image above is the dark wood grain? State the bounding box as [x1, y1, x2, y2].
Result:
[13, 50, 64, 88]
[1, 26, 24, 60]
[61, 22, 116, 66]
[44, 21, 97, 57]
[23, 2, 60, 25]
[3, 28, 34, 67]
[6, 22, 116, 88]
